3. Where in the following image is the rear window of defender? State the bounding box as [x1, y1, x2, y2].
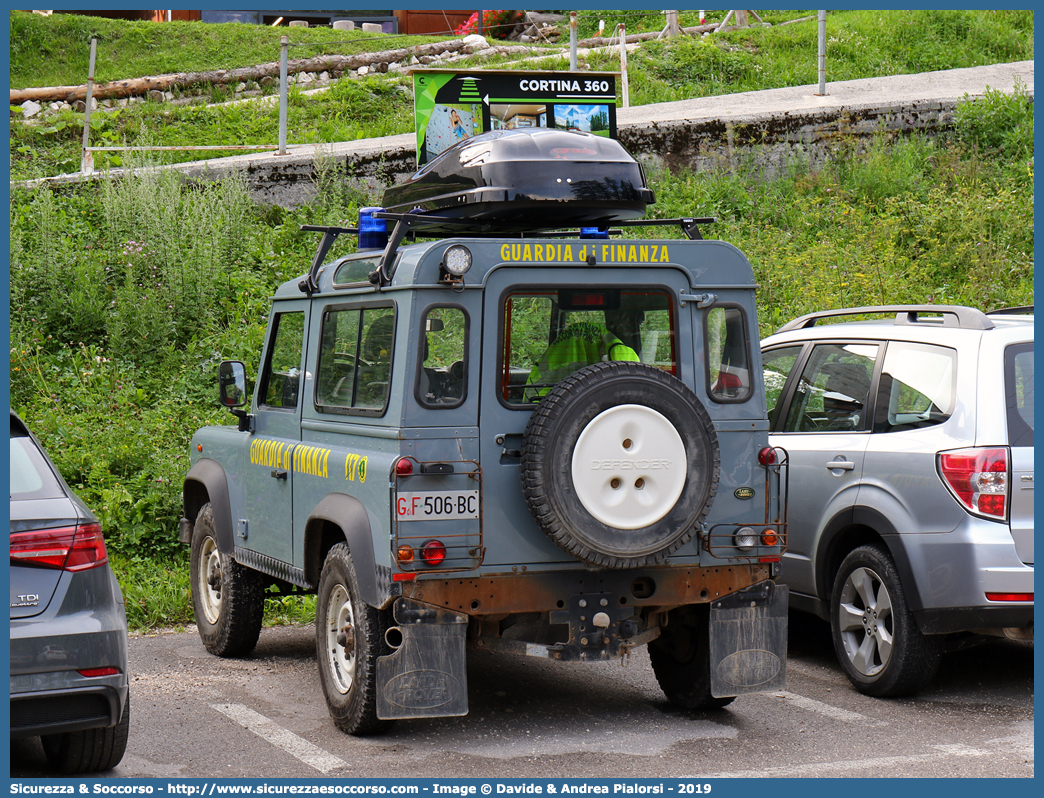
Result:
[705, 305, 753, 402]
[499, 287, 675, 405]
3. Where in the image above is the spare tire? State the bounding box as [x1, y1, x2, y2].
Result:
[521, 361, 719, 568]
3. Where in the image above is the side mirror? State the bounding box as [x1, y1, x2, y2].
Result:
[218, 361, 253, 433]
[218, 361, 248, 408]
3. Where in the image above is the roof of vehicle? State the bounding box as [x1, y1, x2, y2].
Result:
[764, 305, 1034, 345]
[273, 231, 757, 300]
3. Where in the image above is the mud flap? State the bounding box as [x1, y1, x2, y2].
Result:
[708, 581, 788, 698]
[376, 597, 469, 720]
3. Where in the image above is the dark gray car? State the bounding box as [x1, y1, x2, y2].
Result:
[9, 412, 130, 773]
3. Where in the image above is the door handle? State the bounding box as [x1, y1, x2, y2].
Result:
[270, 469, 288, 480]
[825, 459, 855, 471]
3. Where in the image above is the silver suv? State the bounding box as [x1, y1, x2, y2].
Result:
[761, 305, 1033, 696]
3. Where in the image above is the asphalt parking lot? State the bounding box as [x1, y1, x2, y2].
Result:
[10, 611, 1033, 779]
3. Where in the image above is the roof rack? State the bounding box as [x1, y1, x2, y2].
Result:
[987, 305, 1034, 316]
[776, 304, 996, 333]
[300, 215, 718, 291]
[298, 225, 358, 296]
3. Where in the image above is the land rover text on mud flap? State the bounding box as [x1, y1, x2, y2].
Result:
[182, 128, 789, 735]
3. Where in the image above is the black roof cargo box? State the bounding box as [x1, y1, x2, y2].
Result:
[381, 129, 655, 233]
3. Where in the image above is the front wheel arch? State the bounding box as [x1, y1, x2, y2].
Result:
[184, 458, 234, 554]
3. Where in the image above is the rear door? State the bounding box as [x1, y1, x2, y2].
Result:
[478, 265, 689, 567]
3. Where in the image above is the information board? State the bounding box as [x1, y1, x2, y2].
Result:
[411, 69, 619, 166]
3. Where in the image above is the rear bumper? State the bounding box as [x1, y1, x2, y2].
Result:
[914, 605, 1034, 635]
[892, 515, 1033, 634]
[10, 684, 126, 738]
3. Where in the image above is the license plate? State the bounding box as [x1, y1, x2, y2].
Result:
[396, 491, 480, 521]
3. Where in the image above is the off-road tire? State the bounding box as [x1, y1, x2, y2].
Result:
[315, 543, 391, 736]
[521, 361, 719, 568]
[649, 605, 735, 711]
[190, 503, 265, 657]
[830, 544, 941, 697]
[42, 694, 130, 774]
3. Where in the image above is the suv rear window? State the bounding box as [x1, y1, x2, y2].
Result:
[1005, 342, 1034, 447]
[499, 287, 675, 405]
[874, 342, 956, 432]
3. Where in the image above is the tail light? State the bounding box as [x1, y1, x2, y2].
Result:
[10, 522, 109, 571]
[395, 457, 414, 476]
[78, 667, 120, 678]
[420, 540, 447, 567]
[985, 592, 1033, 602]
[937, 447, 1009, 520]
[758, 446, 779, 466]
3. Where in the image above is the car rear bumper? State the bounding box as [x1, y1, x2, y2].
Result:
[895, 515, 1033, 633]
[10, 683, 126, 738]
[914, 605, 1034, 635]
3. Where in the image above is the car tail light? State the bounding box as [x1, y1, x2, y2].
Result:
[985, 592, 1033, 602]
[78, 667, 120, 678]
[760, 529, 778, 546]
[420, 539, 447, 566]
[395, 457, 414, 476]
[396, 545, 414, 563]
[758, 447, 778, 466]
[9, 523, 109, 571]
[937, 447, 1009, 520]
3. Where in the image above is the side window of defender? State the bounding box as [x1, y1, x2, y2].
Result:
[706, 305, 753, 402]
[259, 311, 305, 409]
[500, 288, 675, 405]
[417, 306, 468, 408]
[315, 305, 395, 414]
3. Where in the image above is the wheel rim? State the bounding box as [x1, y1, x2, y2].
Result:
[837, 566, 894, 677]
[197, 535, 222, 625]
[571, 404, 687, 529]
[324, 584, 356, 695]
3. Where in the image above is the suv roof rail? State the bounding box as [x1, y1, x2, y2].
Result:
[988, 305, 1034, 316]
[776, 304, 995, 333]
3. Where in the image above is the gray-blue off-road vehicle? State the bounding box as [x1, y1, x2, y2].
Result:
[182, 129, 789, 735]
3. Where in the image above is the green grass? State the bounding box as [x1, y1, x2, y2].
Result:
[111, 553, 316, 633]
[9, 9, 1034, 179]
[9, 11, 447, 88]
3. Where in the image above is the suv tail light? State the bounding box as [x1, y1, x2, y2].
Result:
[937, 447, 1009, 521]
[9, 523, 109, 571]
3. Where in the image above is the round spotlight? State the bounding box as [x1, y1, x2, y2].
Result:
[442, 245, 472, 277]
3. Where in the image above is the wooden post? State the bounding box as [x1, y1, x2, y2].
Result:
[666, 10, 681, 37]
